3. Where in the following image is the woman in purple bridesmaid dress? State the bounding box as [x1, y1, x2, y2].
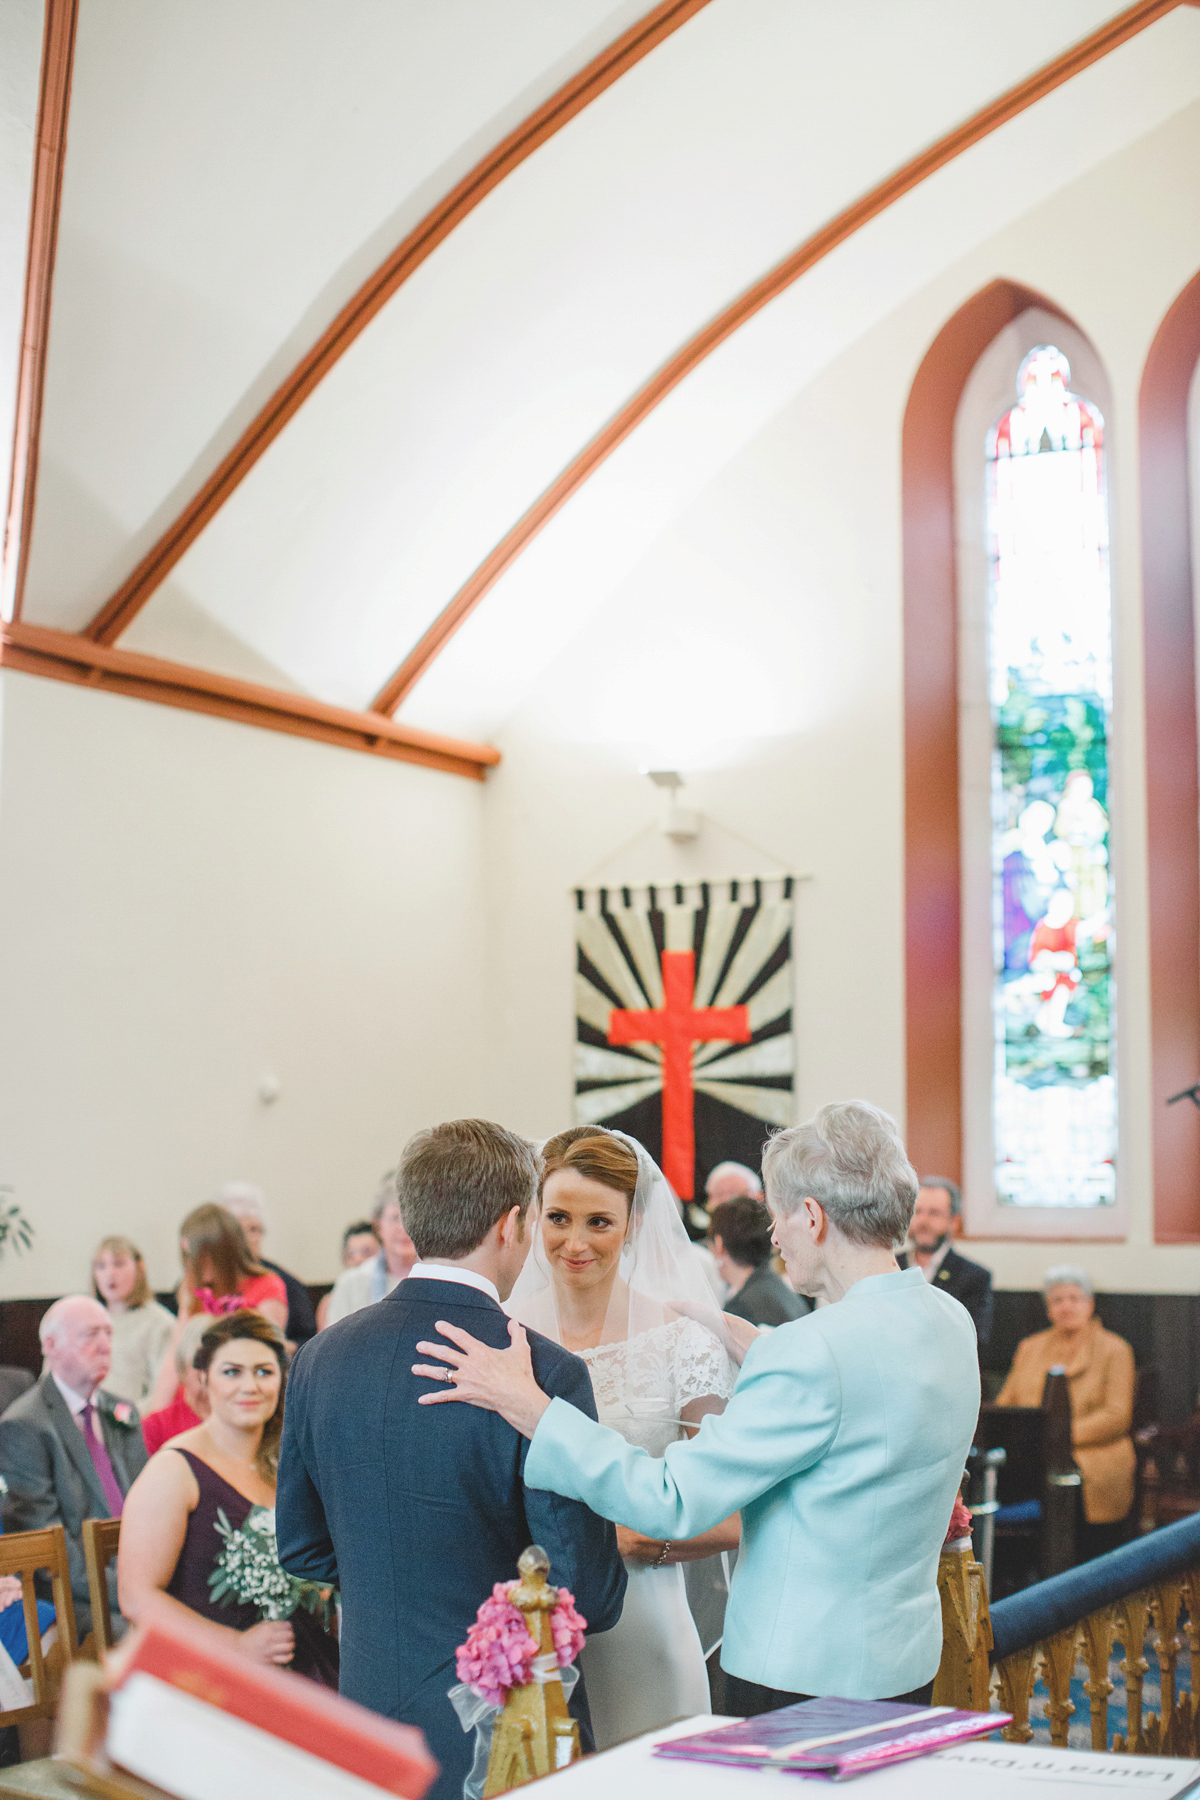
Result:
[116, 1310, 337, 1686]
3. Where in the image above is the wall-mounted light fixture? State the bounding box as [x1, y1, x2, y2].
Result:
[645, 770, 700, 842]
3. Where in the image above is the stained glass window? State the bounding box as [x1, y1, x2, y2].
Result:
[986, 345, 1115, 1207]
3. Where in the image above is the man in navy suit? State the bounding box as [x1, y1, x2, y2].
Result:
[277, 1121, 626, 1800]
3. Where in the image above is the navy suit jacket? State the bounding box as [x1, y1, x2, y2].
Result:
[277, 1277, 626, 1800]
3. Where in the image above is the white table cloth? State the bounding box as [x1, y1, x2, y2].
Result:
[541, 1715, 1200, 1798]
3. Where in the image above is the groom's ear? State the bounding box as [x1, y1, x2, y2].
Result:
[499, 1204, 523, 1248]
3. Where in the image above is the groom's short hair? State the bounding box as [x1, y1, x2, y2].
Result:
[397, 1119, 541, 1260]
[762, 1100, 918, 1248]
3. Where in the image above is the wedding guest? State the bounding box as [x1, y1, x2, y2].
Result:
[315, 1221, 379, 1331]
[141, 1316, 211, 1455]
[179, 1205, 288, 1327]
[0, 1296, 147, 1638]
[145, 1206, 288, 1414]
[684, 1160, 763, 1258]
[897, 1177, 994, 1351]
[414, 1100, 980, 1716]
[709, 1197, 810, 1328]
[324, 1181, 416, 1324]
[118, 1311, 337, 1684]
[92, 1235, 175, 1404]
[218, 1183, 317, 1347]
[342, 1220, 381, 1266]
[705, 1161, 763, 1208]
[995, 1266, 1135, 1558]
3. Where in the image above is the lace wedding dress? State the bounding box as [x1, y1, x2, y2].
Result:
[576, 1315, 735, 1749]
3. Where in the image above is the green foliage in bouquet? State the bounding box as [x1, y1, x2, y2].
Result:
[208, 1506, 337, 1628]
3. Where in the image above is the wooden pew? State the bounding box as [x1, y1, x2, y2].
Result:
[974, 1368, 1080, 1594]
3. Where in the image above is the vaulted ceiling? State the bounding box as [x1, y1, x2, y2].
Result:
[3, 0, 1199, 761]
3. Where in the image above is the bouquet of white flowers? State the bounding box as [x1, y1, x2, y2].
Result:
[207, 1506, 336, 1628]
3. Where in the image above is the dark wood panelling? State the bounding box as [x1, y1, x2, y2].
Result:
[987, 1291, 1200, 1424]
[0, 1285, 333, 1386]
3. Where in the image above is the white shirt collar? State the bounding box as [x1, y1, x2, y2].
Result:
[52, 1373, 94, 1421]
[407, 1262, 500, 1304]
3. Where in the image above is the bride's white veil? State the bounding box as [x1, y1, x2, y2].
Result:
[508, 1126, 736, 1663]
[507, 1127, 726, 1351]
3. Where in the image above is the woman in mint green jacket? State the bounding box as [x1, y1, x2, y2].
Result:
[413, 1100, 980, 1715]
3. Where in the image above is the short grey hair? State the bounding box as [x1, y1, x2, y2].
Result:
[372, 1171, 399, 1223]
[1043, 1264, 1094, 1297]
[706, 1161, 763, 1197]
[918, 1174, 962, 1217]
[39, 1294, 107, 1347]
[762, 1100, 918, 1248]
[218, 1181, 266, 1224]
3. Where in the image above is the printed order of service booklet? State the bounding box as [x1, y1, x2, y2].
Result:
[654, 1699, 1009, 1779]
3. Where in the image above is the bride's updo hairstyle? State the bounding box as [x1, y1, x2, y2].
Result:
[540, 1127, 639, 1216]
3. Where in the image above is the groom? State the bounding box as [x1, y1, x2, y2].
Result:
[276, 1121, 625, 1800]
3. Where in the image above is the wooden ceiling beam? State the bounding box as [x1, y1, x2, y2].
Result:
[2, 0, 79, 624]
[0, 621, 499, 780]
[371, 0, 1185, 716]
[81, 0, 712, 648]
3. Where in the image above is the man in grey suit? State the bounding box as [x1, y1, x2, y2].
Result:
[0, 1296, 147, 1638]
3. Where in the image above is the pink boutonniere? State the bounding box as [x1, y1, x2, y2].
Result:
[110, 1402, 135, 1427]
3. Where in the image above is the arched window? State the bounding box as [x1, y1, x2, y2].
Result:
[906, 276, 1200, 1243]
[1140, 269, 1200, 1243]
[984, 346, 1114, 1208]
[951, 305, 1122, 1238]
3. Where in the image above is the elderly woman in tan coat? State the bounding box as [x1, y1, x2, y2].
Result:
[996, 1266, 1135, 1559]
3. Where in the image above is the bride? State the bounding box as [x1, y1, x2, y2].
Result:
[507, 1125, 740, 1748]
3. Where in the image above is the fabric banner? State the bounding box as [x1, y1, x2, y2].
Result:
[573, 877, 795, 1200]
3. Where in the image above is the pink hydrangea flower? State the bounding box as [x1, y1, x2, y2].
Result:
[455, 1583, 537, 1706]
[455, 1581, 589, 1704]
[550, 1588, 587, 1667]
[943, 1496, 973, 1545]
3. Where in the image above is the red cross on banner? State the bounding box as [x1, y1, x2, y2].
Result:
[607, 949, 751, 1199]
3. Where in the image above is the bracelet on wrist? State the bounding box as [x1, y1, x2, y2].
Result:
[653, 1541, 673, 1569]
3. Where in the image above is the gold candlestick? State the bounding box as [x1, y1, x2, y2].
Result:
[483, 1547, 581, 1795]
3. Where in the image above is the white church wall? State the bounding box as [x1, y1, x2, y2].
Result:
[0, 669, 488, 1296]
[481, 99, 1200, 1298]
